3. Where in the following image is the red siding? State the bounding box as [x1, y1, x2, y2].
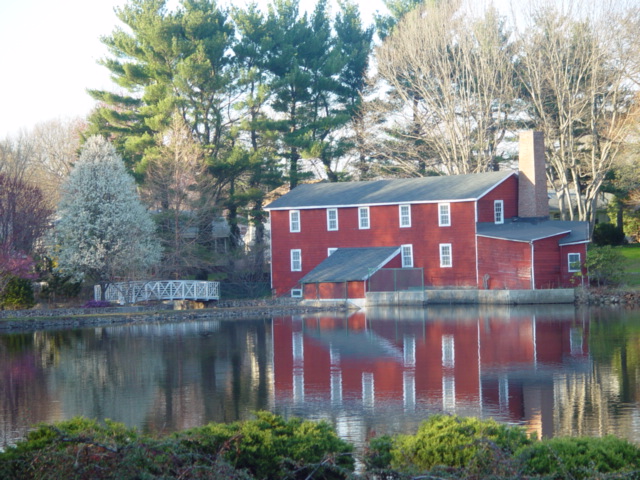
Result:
[559, 244, 588, 287]
[477, 237, 533, 289]
[269, 171, 584, 295]
[532, 236, 563, 289]
[476, 174, 518, 222]
[270, 201, 479, 296]
[478, 234, 587, 290]
[303, 281, 365, 300]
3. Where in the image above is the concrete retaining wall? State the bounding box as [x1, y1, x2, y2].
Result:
[367, 288, 575, 306]
[366, 291, 427, 306]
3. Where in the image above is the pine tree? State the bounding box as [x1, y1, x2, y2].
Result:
[50, 136, 162, 290]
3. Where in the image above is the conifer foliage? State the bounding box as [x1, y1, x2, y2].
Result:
[49, 136, 162, 288]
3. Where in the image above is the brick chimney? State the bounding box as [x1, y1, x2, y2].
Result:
[518, 131, 549, 218]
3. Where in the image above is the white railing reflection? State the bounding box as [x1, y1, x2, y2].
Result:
[94, 280, 220, 304]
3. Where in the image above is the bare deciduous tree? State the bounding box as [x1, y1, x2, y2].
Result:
[30, 118, 84, 204]
[141, 115, 221, 278]
[368, 1, 519, 177]
[0, 171, 53, 295]
[516, 1, 639, 224]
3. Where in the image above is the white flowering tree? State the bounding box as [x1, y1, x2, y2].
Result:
[50, 136, 162, 296]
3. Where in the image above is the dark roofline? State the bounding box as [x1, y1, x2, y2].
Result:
[476, 229, 573, 243]
[299, 247, 401, 283]
[265, 171, 516, 211]
[268, 197, 478, 211]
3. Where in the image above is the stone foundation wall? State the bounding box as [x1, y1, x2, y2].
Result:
[576, 290, 640, 306]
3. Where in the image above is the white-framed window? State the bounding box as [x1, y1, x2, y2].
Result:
[399, 204, 411, 228]
[568, 252, 581, 272]
[291, 288, 302, 298]
[438, 203, 451, 226]
[289, 210, 300, 232]
[494, 200, 504, 224]
[290, 249, 302, 271]
[358, 206, 370, 229]
[440, 243, 452, 267]
[327, 208, 338, 231]
[328, 247, 337, 256]
[401, 244, 414, 268]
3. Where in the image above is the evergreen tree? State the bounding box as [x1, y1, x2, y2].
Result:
[87, 0, 236, 172]
[50, 136, 161, 291]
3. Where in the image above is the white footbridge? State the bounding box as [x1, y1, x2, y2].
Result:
[94, 280, 220, 305]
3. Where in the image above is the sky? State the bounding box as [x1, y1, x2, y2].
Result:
[0, 0, 387, 140]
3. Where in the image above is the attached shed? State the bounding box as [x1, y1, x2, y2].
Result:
[299, 247, 401, 302]
[476, 219, 589, 290]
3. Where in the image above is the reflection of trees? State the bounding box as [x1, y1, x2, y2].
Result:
[0, 334, 52, 446]
[589, 309, 640, 402]
[554, 309, 640, 442]
[48, 328, 165, 429]
[1, 320, 273, 445]
[146, 320, 273, 433]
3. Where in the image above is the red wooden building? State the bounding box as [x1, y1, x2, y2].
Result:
[265, 132, 589, 299]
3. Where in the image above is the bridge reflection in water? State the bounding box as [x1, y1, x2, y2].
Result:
[272, 305, 589, 444]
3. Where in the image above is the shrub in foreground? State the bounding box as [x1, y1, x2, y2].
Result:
[0, 417, 252, 480]
[5, 414, 640, 480]
[370, 414, 531, 475]
[517, 435, 640, 479]
[0, 414, 354, 480]
[176, 411, 354, 479]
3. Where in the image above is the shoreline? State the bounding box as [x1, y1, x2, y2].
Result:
[2, 289, 640, 332]
[0, 299, 348, 333]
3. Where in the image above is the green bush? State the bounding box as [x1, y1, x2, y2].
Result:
[176, 411, 354, 479]
[593, 222, 626, 246]
[517, 435, 640, 479]
[1, 276, 35, 310]
[592, 223, 626, 247]
[364, 434, 394, 471]
[0, 417, 255, 480]
[585, 245, 626, 286]
[382, 415, 531, 475]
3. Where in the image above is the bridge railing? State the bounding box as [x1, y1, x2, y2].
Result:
[94, 280, 220, 305]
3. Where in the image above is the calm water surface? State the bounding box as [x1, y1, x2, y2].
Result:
[2, 305, 640, 449]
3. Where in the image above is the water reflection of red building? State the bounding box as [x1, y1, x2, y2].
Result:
[272, 305, 589, 443]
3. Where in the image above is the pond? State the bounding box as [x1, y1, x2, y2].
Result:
[2, 304, 640, 450]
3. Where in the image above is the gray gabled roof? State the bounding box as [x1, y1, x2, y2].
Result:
[299, 247, 401, 284]
[266, 171, 514, 210]
[477, 219, 590, 244]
